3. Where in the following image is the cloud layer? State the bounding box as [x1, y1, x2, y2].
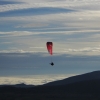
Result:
[0, 74, 75, 85]
[0, 1, 100, 55]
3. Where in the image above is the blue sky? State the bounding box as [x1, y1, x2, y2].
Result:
[0, 0, 100, 85]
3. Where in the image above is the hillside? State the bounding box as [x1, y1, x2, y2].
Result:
[44, 70, 100, 86]
[0, 83, 34, 88]
[0, 71, 100, 100]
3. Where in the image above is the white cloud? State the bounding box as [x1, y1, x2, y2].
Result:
[0, 74, 76, 85]
[0, 42, 12, 44]
[0, 30, 100, 55]
[0, 49, 45, 53]
[30, 47, 44, 49]
[0, 10, 100, 30]
[16, 23, 48, 28]
[0, 0, 100, 56]
[1, 44, 100, 56]
[65, 47, 100, 52]
[0, 27, 100, 37]
[0, 0, 100, 12]
[0, 31, 45, 37]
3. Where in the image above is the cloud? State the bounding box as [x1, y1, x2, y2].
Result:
[0, 7, 75, 17]
[0, 0, 23, 5]
[64, 47, 100, 53]
[16, 23, 48, 28]
[0, 30, 100, 55]
[0, 31, 44, 37]
[0, 10, 100, 30]
[0, 42, 12, 44]
[30, 47, 44, 49]
[0, 28, 100, 37]
[0, 49, 28, 53]
[0, 0, 100, 56]
[0, 49, 46, 53]
[0, 74, 76, 85]
[0, 0, 99, 13]
[0, 3, 31, 13]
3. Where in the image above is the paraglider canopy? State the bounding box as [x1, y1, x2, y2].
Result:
[46, 42, 53, 55]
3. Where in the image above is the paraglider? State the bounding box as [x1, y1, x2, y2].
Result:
[46, 42, 54, 66]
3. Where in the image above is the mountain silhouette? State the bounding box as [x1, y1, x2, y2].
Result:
[0, 71, 100, 100]
[0, 83, 34, 88]
[43, 70, 100, 86]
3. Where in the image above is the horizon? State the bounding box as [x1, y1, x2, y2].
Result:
[0, 69, 100, 86]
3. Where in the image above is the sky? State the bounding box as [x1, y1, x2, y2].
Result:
[0, 0, 100, 85]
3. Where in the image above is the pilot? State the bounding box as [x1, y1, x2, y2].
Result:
[50, 62, 54, 66]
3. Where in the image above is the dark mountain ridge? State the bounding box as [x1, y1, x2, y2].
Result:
[0, 83, 34, 88]
[43, 70, 100, 86]
[1, 71, 100, 100]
